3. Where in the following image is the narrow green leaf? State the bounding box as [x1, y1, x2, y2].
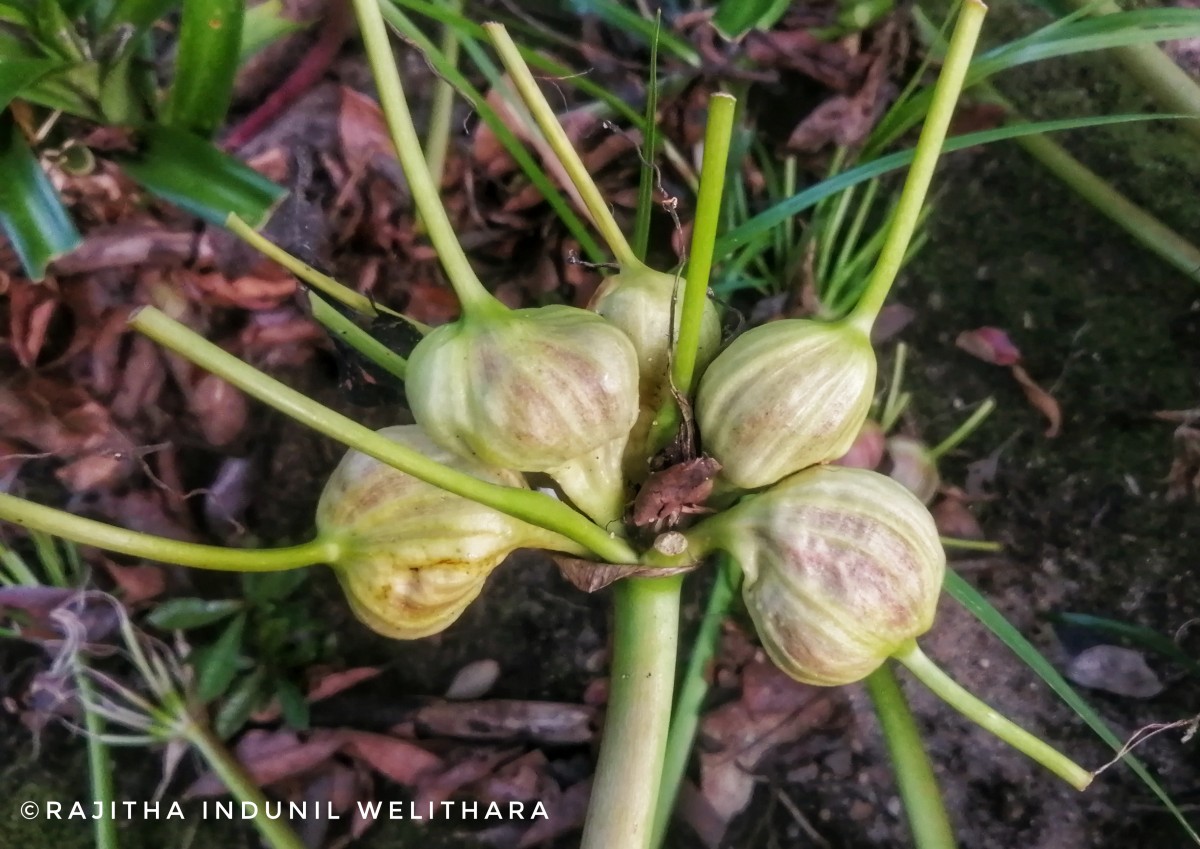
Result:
[165, 0, 243, 137]
[0, 4, 33, 26]
[0, 115, 82, 280]
[101, 0, 176, 33]
[568, 0, 700, 65]
[194, 612, 248, 702]
[241, 568, 308, 604]
[381, 3, 607, 262]
[945, 570, 1200, 844]
[214, 667, 267, 739]
[116, 125, 285, 225]
[275, 677, 310, 730]
[145, 597, 244, 630]
[0, 58, 67, 111]
[631, 12, 660, 262]
[712, 0, 790, 40]
[392, 0, 644, 127]
[717, 113, 1181, 257]
[1050, 612, 1200, 676]
[31, 0, 90, 61]
[240, 0, 304, 62]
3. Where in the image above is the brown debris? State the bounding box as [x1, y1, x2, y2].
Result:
[957, 326, 1062, 437]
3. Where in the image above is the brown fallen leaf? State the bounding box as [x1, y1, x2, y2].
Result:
[100, 559, 167, 605]
[787, 39, 895, 152]
[337, 730, 443, 785]
[414, 747, 522, 809]
[698, 670, 835, 827]
[1012, 363, 1062, 438]
[1164, 423, 1200, 501]
[188, 373, 248, 447]
[955, 326, 1022, 366]
[410, 699, 597, 746]
[514, 778, 590, 849]
[184, 729, 344, 798]
[552, 555, 697, 594]
[956, 326, 1062, 437]
[743, 28, 869, 91]
[931, 496, 985, 541]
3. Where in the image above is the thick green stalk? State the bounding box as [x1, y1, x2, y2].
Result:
[850, 0, 987, 333]
[185, 723, 307, 849]
[379, 4, 606, 262]
[226, 214, 421, 323]
[986, 90, 1200, 282]
[865, 664, 958, 849]
[485, 23, 637, 267]
[651, 555, 739, 848]
[130, 307, 637, 564]
[421, 0, 461, 195]
[581, 576, 681, 849]
[1061, 0, 1200, 145]
[351, 0, 501, 315]
[893, 641, 1093, 790]
[0, 493, 336, 570]
[307, 292, 408, 382]
[673, 93, 735, 395]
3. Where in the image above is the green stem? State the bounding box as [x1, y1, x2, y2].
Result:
[673, 92, 735, 395]
[1060, 0, 1200, 146]
[632, 12, 662, 262]
[0, 493, 336, 570]
[892, 641, 1093, 790]
[226, 214, 411, 322]
[989, 91, 1200, 282]
[849, 0, 987, 333]
[581, 576, 681, 849]
[865, 663, 958, 849]
[651, 555, 739, 848]
[928, 398, 995, 461]
[940, 536, 1003, 551]
[352, 0, 501, 315]
[307, 292, 408, 382]
[421, 0, 461, 198]
[130, 307, 637, 564]
[76, 668, 119, 849]
[378, 5, 606, 262]
[485, 23, 637, 267]
[185, 723, 307, 849]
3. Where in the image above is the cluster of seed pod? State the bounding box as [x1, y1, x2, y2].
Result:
[317, 249, 951, 694]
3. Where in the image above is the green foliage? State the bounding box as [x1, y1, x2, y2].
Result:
[0, 0, 287, 280]
[152, 569, 331, 739]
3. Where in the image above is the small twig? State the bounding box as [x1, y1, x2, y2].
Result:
[1092, 715, 1200, 777]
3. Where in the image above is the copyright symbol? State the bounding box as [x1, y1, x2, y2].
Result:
[20, 801, 38, 819]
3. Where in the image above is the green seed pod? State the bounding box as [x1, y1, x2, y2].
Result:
[696, 465, 944, 685]
[884, 435, 941, 504]
[590, 264, 722, 482]
[316, 425, 585, 639]
[406, 304, 640, 522]
[696, 319, 876, 490]
[590, 265, 722, 400]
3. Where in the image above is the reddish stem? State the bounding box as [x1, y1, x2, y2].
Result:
[223, 0, 352, 150]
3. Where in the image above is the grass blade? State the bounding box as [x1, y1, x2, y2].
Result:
[0, 114, 82, 280]
[716, 112, 1185, 257]
[116, 126, 285, 226]
[166, 0, 243, 137]
[944, 569, 1200, 844]
[380, 2, 606, 262]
